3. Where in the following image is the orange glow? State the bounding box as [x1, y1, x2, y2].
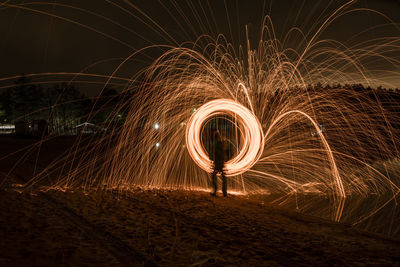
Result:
[186, 99, 264, 176]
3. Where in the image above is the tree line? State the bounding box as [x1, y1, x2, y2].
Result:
[0, 76, 127, 135]
[1, 76, 399, 135]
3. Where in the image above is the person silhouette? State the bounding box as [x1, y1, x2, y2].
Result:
[211, 130, 228, 196]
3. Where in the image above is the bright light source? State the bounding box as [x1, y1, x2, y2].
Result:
[0, 125, 15, 129]
[154, 123, 160, 130]
[155, 142, 160, 148]
[186, 98, 264, 176]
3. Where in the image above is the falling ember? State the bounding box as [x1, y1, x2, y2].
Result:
[186, 98, 264, 176]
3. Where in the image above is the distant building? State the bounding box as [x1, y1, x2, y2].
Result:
[0, 124, 15, 134]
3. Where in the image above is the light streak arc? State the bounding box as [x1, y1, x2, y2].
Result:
[186, 98, 264, 176]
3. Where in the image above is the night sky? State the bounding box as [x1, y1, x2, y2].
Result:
[1, 0, 400, 95]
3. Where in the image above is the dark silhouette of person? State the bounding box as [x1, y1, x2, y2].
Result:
[211, 131, 228, 196]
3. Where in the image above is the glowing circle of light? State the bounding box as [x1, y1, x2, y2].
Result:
[185, 99, 264, 176]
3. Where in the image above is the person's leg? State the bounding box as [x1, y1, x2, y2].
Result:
[222, 171, 227, 197]
[211, 170, 218, 195]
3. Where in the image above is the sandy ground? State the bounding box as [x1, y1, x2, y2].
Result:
[0, 136, 400, 266]
[1, 182, 400, 266]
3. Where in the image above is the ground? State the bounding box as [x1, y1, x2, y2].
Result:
[0, 136, 399, 266]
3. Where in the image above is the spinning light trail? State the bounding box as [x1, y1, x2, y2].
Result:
[185, 98, 264, 176]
